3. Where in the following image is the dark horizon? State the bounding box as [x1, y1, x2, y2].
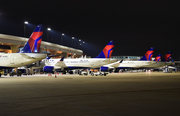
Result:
[0, 1, 179, 60]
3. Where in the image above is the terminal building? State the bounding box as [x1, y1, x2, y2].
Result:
[111, 56, 142, 61]
[0, 34, 83, 57]
[111, 56, 156, 61]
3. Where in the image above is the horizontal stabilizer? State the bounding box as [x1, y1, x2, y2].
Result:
[20, 53, 35, 59]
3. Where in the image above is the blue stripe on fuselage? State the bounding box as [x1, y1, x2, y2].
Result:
[34, 35, 42, 52]
[19, 42, 32, 53]
[107, 48, 113, 58]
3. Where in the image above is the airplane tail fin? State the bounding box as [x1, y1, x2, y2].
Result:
[162, 51, 171, 62]
[20, 25, 43, 53]
[139, 47, 154, 61]
[96, 41, 114, 58]
[154, 54, 161, 61]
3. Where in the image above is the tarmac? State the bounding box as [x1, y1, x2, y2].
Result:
[0, 72, 180, 116]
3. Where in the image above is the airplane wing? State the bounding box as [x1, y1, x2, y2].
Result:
[174, 61, 180, 63]
[146, 61, 157, 64]
[20, 53, 35, 59]
[109, 59, 123, 67]
[101, 59, 117, 63]
[109, 63, 120, 67]
[54, 57, 67, 69]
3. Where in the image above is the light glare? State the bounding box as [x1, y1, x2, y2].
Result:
[24, 21, 28, 24]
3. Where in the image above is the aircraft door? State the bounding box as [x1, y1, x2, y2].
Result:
[10, 55, 14, 64]
[90, 61, 94, 66]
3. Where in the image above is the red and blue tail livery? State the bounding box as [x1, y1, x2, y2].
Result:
[20, 25, 43, 53]
[96, 41, 114, 58]
[154, 54, 161, 61]
[139, 47, 154, 61]
[162, 51, 171, 62]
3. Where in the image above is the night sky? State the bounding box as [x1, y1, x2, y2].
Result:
[0, 1, 180, 60]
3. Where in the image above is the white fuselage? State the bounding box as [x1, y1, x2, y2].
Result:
[46, 58, 117, 69]
[0, 53, 46, 69]
[105, 60, 156, 69]
[140, 61, 173, 68]
[119, 61, 156, 68]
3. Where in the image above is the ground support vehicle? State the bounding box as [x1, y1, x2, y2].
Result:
[90, 71, 108, 76]
[79, 71, 88, 75]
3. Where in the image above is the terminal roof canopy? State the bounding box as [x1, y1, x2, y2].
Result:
[0, 34, 83, 55]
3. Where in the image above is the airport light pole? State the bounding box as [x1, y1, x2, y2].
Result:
[0, 19, 1, 33]
[82, 41, 85, 51]
[79, 39, 81, 49]
[47, 28, 51, 42]
[0, 13, 2, 33]
[61, 33, 64, 45]
[24, 21, 28, 37]
[72, 37, 74, 47]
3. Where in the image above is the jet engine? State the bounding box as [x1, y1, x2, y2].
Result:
[100, 66, 109, 72]
[43, 66, 54, 73]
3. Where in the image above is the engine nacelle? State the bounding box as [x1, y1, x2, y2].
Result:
[100, 67, 109, 72]
[43, 66, 54, 73]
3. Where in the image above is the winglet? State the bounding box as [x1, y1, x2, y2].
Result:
[139, 47, 154, 61]
[20, 25, 43, 53]
[119, 59, 123, 63]
[60, 57, 64, 61]
[96, 41, 114, 58]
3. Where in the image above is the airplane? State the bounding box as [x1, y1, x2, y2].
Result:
[0, 25, 46, 70]
[102, 47, 156, 71]
[141, 51, 174, 68]
[43, 41, 117, 73]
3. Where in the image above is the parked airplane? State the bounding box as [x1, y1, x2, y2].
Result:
[43, 41, 117, 73]
[0, 25, 46, 69]
[102, 47, 156, 71]
[141, 51, 173, 68]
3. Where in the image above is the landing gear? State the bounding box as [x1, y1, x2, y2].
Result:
[63, 71, 66, 74]
[68, 70, 73, 74]
[91, 73, 94, 76]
